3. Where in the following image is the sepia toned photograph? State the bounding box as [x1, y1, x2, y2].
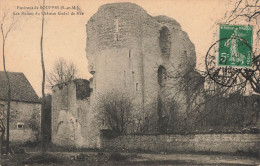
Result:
[0, 0, 259, 165]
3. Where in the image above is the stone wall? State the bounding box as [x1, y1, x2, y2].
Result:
[0, 100, 41, 143]
[101, 134, 260, 154]
[51, 79, 100, 148]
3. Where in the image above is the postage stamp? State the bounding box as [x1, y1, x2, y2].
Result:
[218, 24, 253, 68]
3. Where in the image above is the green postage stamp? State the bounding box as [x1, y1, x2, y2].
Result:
[218, 24, 253, 68]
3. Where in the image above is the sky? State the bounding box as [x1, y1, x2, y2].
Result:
[0, 0, 233, 96]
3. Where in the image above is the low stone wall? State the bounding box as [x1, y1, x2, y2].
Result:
[101, 134, 260, 154]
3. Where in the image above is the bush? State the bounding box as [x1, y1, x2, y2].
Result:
[22, 140, 41, 147]
[12, 147, 26, 154]
[109, 152, 127, 161]
[72, 153, 89, 161]
[22, 153, 63, 164]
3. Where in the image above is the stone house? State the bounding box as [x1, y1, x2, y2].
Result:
[0, 71, 41, 143]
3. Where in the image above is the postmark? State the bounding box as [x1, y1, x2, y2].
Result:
[205, 24, 259, 89]
[218, 24, 253, 68]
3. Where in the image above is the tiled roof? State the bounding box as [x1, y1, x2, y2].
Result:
[0, 71, 40, 103]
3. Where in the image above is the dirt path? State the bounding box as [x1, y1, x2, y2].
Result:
[134, 153, 260, 165]
[48, 151, 260, 165]
[3, 151, 260, 165]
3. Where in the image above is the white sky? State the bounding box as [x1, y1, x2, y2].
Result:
[0, 0, 232, 96]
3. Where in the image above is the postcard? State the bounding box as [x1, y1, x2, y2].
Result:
[0, 0, 259, 165]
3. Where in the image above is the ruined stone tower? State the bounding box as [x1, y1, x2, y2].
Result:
[86, 2, 198, 129]
[52, 2, 202, 149]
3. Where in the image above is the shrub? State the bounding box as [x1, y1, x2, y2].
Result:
[22, 153, 63, 164]
[109, 152, 127, 161]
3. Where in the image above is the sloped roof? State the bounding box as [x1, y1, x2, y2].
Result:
[0, 71, 40, 103]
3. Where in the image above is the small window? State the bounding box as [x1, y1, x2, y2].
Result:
[115, 18, 119, 41]
[129, 49, 131, 58]
[17, 123, 24, 130]
[115, 18, 119, 33]
[136, 83, 139, 91]
[124, 71, 126, 86]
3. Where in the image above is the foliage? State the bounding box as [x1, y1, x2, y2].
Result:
[109, 152, 127, 161]
[22, 153, 63, 165]
[28, 112, 40, 132]
[208, 0, 260, 94]
[96, 92, 135, 136]
[0, 8, 16, 155]
[199, 92, 259, 128]
[47, 58, 78, 87]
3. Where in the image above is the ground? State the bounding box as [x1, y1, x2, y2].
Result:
[1, 147, 260, 166]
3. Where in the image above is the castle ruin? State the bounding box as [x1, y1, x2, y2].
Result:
[52, 3, 203, 148]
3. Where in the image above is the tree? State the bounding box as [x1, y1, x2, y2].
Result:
[47, 58, 78, 87]
[96, 92, 135, 136]
[40, 0, 47, 154]
[0, 105, 5, 163]
[0, 10, 16, 155]
[206, 0, 260, 94]
[188, 0, 260, 131]
[225, 0, 260, 94]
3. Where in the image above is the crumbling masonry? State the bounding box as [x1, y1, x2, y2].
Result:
[52, 3, 203, 148]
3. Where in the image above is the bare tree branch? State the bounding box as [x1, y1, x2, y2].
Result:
[47, 58, 78, 87]
[96, 92, 135, 136]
